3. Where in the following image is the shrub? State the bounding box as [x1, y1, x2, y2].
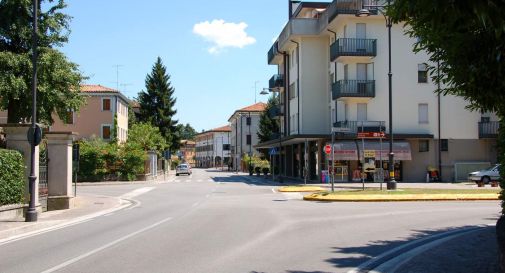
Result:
[77, 138, 108, 181]
[118, 143, 146, 181]
[0, 149, 25, 205]
[171, 159, 180, 170]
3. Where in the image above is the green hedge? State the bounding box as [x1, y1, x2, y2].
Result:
[0, 149, 25, 205]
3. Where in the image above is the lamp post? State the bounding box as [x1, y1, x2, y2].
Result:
[356, 0, 396, 190]
[26, 0, 39, 222]
[261, 87, 283, 181]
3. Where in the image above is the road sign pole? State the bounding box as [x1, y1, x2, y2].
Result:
[331, 132, 335, 192]
[362, 136, 365, 191]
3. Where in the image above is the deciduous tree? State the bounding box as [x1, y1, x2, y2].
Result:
[0, 0, 85, 124]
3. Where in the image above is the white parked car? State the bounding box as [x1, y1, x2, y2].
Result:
[468, 164, 501, 184]
[176, 164, 192, 176]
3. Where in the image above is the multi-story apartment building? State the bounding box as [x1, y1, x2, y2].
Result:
[180, 140, 196, 167]
[51, 84, 130, 143]
[228, 102, 266, 171]
[195, 125, 231, 168]
[257, 0, 498, 182]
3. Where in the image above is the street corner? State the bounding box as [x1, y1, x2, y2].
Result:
[278, 185, 326, 192]
[302, 188, 501, 202]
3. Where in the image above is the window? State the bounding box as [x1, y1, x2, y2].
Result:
[246, 117, 251, 125]
[289, 82, 296, 99]
[223, 144, 230, 151]
[441, 139, 448, 151]
[246, 134, 251, 145]
[418, 63, 428, 83]
[344, 64, 349, 80]
[418, 103, 429, 124]
[65, 110, 74, 124]
[481, 116, 490, 123]
[102, 98, 111, 111]
[102, 125, 111, 140]
[419, 140, 429, 152]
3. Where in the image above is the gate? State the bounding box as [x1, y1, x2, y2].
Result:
[39, 145, 48, 212]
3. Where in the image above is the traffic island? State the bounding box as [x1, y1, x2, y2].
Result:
[303, 188, 500, 202]
[278, 186, 326, 192]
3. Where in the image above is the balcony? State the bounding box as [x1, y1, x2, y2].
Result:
[327, 0, 379, 23]
[278, 18, 320, 50]
[268, 41, 281, 65]
[478, 121, 499, 138]
[332, 80, 375, 100]
[269, 74, 284, 89]
[333, 120, 386, 134]
[330, 38, 377, 61]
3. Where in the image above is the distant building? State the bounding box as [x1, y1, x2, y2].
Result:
[51, 84, 130, 143]
[195, 125, 231, 168]
[228, 102, 266, 171]
[180, 140, 196, 167]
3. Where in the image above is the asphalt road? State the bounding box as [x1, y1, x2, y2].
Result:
[0, 169, 500, 273]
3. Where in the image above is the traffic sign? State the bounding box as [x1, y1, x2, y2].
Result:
[357, 131, 385, 138]
[324, 145, 332, 154]
[364, 150, 375, 158]
[269, 147, 278, 155]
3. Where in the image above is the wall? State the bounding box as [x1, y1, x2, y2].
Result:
[299, 37, 331, 134]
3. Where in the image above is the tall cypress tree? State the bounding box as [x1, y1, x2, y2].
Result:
[257, 95, 280, 143]
[138, 57, 179, 151]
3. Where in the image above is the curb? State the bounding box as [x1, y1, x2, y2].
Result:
[303, 193, 499, 202]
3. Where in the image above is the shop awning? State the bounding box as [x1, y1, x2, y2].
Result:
[328, 140, 412, 161]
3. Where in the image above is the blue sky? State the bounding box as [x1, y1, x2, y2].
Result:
[60, 0, 295, 132]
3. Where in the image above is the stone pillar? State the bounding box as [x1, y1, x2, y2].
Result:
[148, 151, 157, 179]
[46, 132, 75, 210]
[3, 124, 40, 210]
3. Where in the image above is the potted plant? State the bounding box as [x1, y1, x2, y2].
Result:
[248, 164, 254, 176]
[262, 167, 269, 177]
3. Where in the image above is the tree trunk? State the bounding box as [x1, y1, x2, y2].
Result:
[497, 216, 505, 273]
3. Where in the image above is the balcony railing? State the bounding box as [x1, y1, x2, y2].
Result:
[269, 74, 284, 89]
[333, 120, 386, 134]
[327, 0, 379, 22]
[332, 80, 375, 100]
[478, 121, 499, 138]
[268, 41, 279, 64]
[330, 38, 377, 61]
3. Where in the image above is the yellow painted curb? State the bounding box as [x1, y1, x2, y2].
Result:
[303, 193, 500, 202]
[278, 186, 326, 192]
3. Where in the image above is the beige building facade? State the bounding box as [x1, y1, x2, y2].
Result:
[51, 85, 130, 143]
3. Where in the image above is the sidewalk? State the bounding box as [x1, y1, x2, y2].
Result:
[394, 226, 499, 273]
[0, 194, 125, 242]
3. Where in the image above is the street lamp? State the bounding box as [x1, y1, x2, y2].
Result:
[356, 0, 396, 190]
[26, 0, 39, 222]
[262, 87, 283, 182]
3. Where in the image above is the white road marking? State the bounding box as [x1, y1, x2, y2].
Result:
[208, 179, 213, 182]
[119, 187, 155, 199]
[271, 188, 276, 193]
[40, 217, 173, 273]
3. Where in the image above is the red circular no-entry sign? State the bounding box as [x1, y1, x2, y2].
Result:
[324, 145, 332, 154]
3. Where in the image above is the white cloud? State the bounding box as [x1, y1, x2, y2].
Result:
[193, 19, 256, 54]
